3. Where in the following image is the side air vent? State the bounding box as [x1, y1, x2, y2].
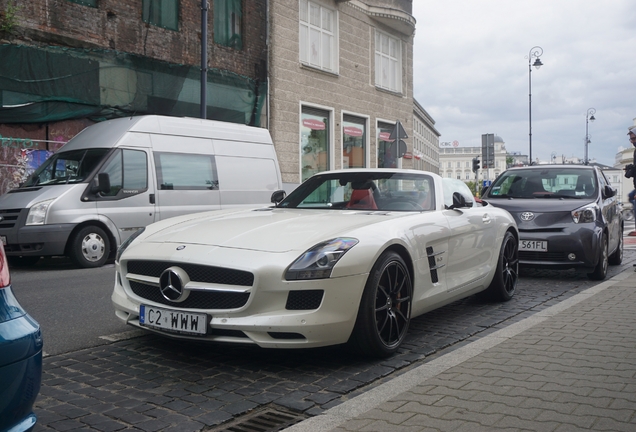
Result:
[426, 246, 445, 284]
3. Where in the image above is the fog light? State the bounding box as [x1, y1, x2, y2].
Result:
[567, 253, 576, 261]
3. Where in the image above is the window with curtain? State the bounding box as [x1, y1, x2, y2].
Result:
[342, 115, 366, 169]
[66, 0, 98, 7]
[142, 0, 179, 31]
[214, 0, 242, 49]
[375, 30, 402, 93]
[299, 0, 337, 73]
[301, 106, 330, 182]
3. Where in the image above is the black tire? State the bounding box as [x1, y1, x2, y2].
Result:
[587, 233, 608, 281]
[608, 231, 623, 265]
[348, 251, 412, 358]
[480, 231, 518, 302]
[68, 226, 110, 268]
[7, 255, 40, 267]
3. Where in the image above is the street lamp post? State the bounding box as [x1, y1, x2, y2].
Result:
[527, 46, 544, 165]
[584, 108, 596, 165]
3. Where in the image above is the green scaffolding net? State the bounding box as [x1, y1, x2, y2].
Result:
[0, 44, 266, 126]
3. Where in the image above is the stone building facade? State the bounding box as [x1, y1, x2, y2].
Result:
[267, 0, 416, 187]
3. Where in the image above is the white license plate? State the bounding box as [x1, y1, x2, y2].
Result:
[0, 236, 5, 246]
[139, 305, 208, 335]
[520, 240, 547, 251]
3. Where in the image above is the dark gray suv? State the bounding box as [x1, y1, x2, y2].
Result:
[482, 165, 623, 280]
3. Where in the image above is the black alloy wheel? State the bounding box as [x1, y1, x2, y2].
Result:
[480, 230, 519, 302]
[348, 251, 412, 358]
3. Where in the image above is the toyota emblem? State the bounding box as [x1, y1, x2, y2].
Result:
[159, 267, 190, 302]
[520, 212, 535, 222]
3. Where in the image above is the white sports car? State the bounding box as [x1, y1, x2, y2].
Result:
[112, 169, 519, 357]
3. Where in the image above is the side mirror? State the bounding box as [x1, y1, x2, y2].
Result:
[271, 190, 286, 205]
[603, 185, 616, 198]
[449, 192, 467, 210]
[92, 173, 111, 194]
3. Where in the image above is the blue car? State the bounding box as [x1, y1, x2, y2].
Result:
[0, 243, 43, 432]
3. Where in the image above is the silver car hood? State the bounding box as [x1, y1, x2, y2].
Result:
[144, 208, 406, 253]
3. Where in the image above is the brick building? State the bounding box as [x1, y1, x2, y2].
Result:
[0, 0, 438, 193]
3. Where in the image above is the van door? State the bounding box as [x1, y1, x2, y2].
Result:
[150, 135, 221, 221]
[95, 147, 156, 246]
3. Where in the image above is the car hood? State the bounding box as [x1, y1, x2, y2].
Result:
[484, 197, 594, 213]
[142, 208, 407, 253]
[0, 184, 79, 208]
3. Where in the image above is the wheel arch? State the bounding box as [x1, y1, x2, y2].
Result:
[381, 243, 415, 285]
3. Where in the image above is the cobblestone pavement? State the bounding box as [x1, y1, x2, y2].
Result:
[287, 266, 636, 432]
[33, 252, 636, 432]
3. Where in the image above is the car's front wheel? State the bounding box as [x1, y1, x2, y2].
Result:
[608, 230, 623, 265]
[348, 251, 412, 358]
[588, 233, 608, 281]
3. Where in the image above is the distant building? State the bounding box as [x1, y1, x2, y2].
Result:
[438, 135, 510, 183]
[412, 100, 440, 174]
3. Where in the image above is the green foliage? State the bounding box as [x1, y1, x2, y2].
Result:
[0, 0, 20, 33]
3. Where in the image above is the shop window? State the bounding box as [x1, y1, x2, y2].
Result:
[375, 30, 402, 93]
[67, 0, 98, 6]
[214, 0, 242, 49]
[342, 115, 366, 169]
[299, 0, 337, 73]
[142, 0, 179, 31]
[301, 106, 330, 182]
[377, 122, 397, 168]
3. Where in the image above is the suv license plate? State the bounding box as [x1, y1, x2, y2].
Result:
[140, 305, 208, 335]
[520, 240, 547, 251]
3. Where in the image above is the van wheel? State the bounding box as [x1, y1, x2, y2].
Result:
[69, 226, 110, 268]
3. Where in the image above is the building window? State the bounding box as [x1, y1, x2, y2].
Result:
[67, 0, 98, 7]
[342, 115, 366, 168]
[375, 30, 402, 93]
[214, 0, 242, 49]
[301, 106, 330, 182]
[377, 122, 397, 168]
[299, 0, 337, 73]
[143, 0, 179, 31]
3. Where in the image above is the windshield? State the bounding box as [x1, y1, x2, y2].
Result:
[278, 171, 435, 211]
[21, 148, 111, 187]
[487, 168, 597, 199]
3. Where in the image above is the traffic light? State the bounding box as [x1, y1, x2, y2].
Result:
[472, 157, 480, 173]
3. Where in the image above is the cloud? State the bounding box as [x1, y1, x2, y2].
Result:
[413, 0, 636, 166]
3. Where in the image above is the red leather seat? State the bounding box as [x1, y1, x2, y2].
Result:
[347, 189, 377, 209]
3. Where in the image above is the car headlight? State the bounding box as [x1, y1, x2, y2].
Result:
[26, 198, 55, 225]
[571, 203, 597, 223]
[285, 238, 359, 280]
[116, 227, 146, 262]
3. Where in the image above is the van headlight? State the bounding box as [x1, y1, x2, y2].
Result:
[571, 203, 597, 223]
[116, 227, 146, 262]
[26, 199, 55, 225]
[285, 238, 358, 280]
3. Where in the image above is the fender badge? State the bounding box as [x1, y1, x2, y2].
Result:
[176, 245, 186, 250]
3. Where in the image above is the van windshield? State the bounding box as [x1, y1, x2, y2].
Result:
[21, 148, 111, 187]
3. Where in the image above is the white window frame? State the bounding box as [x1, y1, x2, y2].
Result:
[375, 30, 402, 93]
[299, 0, 338, 73]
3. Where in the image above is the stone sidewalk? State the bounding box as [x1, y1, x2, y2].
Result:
[285, 266, 636, 432]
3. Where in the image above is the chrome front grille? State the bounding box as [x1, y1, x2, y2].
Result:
[125, 260, 253, 310]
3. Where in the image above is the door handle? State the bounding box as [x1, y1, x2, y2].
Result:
[149, 194, 155, 204]
[482, 213, 492, 224]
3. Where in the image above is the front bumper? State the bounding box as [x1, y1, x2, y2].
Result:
[518, 225, 602, 271]
[1, 223, 75, 257]
[111, 245, 370, 349]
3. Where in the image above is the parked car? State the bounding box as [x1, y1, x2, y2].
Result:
[481, 165, 622, 280]
[0, 243, 43, 431]
[0, 115, 283, 268]
[112, 169, 519, 357]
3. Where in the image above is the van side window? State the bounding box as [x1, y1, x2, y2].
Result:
[100, 149, 149, 197]
[154, 153, 219, 190]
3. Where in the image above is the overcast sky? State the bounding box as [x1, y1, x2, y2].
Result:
[412, 0, 636, 166]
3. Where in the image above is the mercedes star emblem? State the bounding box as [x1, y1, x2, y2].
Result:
[159, 267, 189, 302]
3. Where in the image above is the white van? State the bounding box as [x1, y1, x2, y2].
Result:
[0, 115, 283, 268]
